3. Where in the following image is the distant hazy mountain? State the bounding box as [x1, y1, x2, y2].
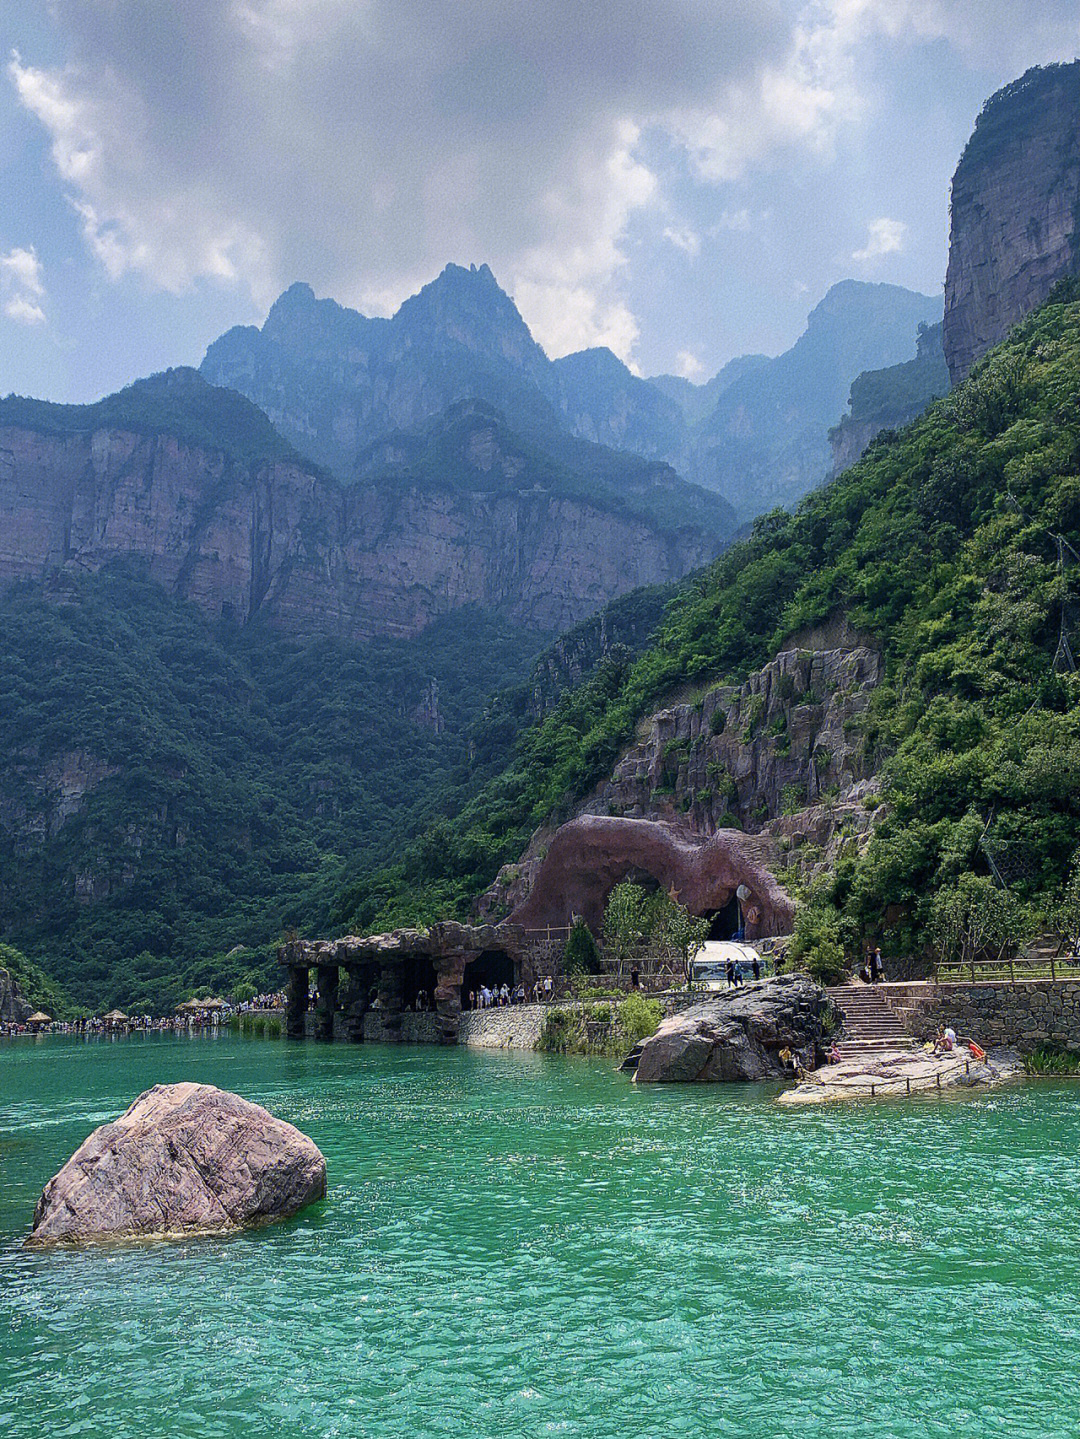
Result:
[690, 280, 943, 518]
[202, 265, 941, 524]
[649, 355, 770, 426]
[828, 320, 949, 474]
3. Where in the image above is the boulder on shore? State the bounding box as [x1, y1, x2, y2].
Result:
[633, 975, 830, 1083]
[28, 1082, 326, 1245]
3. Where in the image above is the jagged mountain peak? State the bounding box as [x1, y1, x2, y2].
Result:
[393, 262, 546, 365]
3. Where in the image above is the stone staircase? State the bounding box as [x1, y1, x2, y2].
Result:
[827, 983, 915, 1059]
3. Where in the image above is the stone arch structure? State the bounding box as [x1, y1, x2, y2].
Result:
[508, 815, 794, 939]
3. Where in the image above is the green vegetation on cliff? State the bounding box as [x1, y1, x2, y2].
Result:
[341, 282, 1080, 954]
[0, 368, 309, 471]
[0, 566, 546, 1010]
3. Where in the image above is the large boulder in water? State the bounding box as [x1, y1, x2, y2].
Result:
[633, 975, 830, 1083]
[27, 1082, 326, 1245]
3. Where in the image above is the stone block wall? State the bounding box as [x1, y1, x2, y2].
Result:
[885, 981, 1080, 1052]
[459, 1004, 547, 1050]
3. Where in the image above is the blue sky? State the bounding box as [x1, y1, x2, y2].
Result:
[1, 1, 1078, 403]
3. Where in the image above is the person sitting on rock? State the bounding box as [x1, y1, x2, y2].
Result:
[933, 1025, 957, 1055]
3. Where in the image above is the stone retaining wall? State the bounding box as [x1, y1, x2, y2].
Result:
[884, 980, 1080, 1052]
[459, 1005, 547, 1050]
[302, 989, 720, 1050]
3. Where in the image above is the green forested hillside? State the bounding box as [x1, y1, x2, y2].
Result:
[340, 282, 1080, 953]
[0, 567, 548, 1010]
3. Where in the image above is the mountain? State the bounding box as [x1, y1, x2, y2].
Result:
[0, 368, 727, 641]
[0, 565, 549, 1011]
[692, 280, 943, 519]
[201, 263, 940, 523]
[336, 279, 1080, 962]
[828, 320, 950, 473]
[650, 355, 770, 425]
[944, 61, 1080, 383]
[202, 265, 563, 478]
[550, 348, 686, 464]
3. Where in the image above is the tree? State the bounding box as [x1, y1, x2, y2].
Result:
[929, 874, 1030, 970]
[1051, 853, 1080, 956]
[655, 900, 710, 984]
[564, 918, 602, 976]
[603, 880, 649, 974]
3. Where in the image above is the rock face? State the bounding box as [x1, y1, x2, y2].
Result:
[28, 1082, 326, 1244]
[483, 624, 886, 927]
[633, 976, 830, 1083]
[0, 966, 31, 1025]
[508, 815, 795, 939]
[943, 63, 1080, 384]
[0, 376, 722, 642]
[593, 631, 882, 833]
[828, 321, 949, 474]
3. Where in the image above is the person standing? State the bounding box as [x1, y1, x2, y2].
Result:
[872, 946, 885, 984]
[543, 975, 553, 1003]
[751, 954, 761, 982]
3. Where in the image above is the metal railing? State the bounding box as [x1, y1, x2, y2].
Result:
[934, 954, 1080, 983]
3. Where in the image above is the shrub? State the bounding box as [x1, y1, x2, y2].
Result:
[538, 1008, 578, 1052]
[788, 905, 850, 986]
[618, 992, 663, 1043]
[564, 918, 602, 975]
[1025, 1046, 1080, 1075]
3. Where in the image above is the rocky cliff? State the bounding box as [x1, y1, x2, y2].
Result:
[482, 624, 886, 921]
[944, 62, 1080, 383]
[0, 372, 723, 641]
[828, 321, 949, 474]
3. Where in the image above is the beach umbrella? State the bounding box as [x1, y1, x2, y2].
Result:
[103, 1009, 129, 1022]
[26, 1011, 52, 1026]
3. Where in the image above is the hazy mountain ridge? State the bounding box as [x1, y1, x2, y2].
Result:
[201, 264, 942, 522]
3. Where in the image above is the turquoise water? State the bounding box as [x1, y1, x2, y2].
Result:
[3, 1034, 1080, 1438]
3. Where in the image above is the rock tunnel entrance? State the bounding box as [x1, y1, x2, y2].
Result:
[705, 897, 741, 941]
[401, 954, 438, 1011]
[462, 949, 518, 1005]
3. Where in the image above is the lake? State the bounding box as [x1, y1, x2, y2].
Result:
[2, 1032, 1079, 1438]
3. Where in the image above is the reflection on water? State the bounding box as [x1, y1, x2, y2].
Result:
[2, 1033, 1079, 1439]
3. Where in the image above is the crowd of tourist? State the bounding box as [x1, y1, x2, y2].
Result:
[468, 977, 554, 1009]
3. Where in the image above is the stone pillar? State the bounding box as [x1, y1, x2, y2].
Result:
[435, 953, 470, 1044]
[377, 961, 405, 1039]
[286, 964, 309, 1040]
[342, 964, 373, 1043]
[315, 964, 338, 1042]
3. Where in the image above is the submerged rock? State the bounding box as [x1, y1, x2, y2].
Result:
[632, 975, 830, 1083]
[28, 1082, 326, 1245]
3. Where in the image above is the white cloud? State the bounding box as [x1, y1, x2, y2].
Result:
[3, 1, 820, 363]
[662, 225, 701, 258]
[674, 350, 704, 379]
[852, 216, 907, 261]
[9, 0, 1079, 367]
[0, 244, 47, 324]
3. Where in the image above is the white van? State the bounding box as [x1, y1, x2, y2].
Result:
[690, 940, 765, 990]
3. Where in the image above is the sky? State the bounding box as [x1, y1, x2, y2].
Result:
[1, 1, 1078, 404]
